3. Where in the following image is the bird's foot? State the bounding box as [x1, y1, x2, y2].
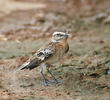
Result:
[47, 79, 63, 84]
[43, 79, 55, 86]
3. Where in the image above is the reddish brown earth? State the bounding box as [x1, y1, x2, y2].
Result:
[0, 0, 110, 100]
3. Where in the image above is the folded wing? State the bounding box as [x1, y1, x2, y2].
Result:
[15, 43, 55, 72]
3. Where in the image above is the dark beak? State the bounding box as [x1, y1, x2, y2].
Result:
[65, 33, 72, 37]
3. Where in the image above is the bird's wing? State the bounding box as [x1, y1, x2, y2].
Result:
[15, 42, 56, 72]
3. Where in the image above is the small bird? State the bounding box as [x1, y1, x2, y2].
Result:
[15, 32, 71, 86]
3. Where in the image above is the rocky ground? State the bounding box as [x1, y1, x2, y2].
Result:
[0, 0, 110, 100]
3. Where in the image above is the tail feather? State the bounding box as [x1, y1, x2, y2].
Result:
[14, 58, 41, 73]
[13, 62, 30, 73]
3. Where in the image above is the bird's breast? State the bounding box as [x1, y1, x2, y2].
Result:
[46, 42, 69, 64]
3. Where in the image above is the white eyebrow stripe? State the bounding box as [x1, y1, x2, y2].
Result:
[53, 32, 66, 36]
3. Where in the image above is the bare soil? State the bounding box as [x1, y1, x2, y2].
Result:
[0, 0, 110, 100]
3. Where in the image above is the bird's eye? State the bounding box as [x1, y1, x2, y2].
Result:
[56, 34, 60, 36]
[56, 34, 62, 36]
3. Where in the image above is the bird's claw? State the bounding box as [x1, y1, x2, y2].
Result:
[43, 78, 63, 86]
[43, 80, 55, 86]
[47, 79, 63, 84]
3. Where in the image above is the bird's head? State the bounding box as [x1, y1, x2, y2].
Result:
[51, 32, 71, 43]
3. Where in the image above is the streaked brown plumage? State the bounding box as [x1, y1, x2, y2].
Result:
[15, 32, 71, 86]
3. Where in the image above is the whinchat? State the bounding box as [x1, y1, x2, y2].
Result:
[15, 32, 71, 86]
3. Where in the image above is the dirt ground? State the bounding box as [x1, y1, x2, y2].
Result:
[0, 0, 110, 100]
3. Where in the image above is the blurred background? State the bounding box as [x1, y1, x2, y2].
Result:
[0, 0, 110, 100]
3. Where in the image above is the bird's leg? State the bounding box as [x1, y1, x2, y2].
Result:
[40, 67, 47, 86]
[40, 64, 54, 86]
[46, 64, 63, 84]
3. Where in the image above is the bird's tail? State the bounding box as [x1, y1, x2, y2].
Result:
[13, 62, 30, 73]
[14, 58, 41, 74]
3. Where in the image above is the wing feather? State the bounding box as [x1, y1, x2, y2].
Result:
[15, 42, 56, 72]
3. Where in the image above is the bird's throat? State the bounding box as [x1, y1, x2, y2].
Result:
[60, 38, 67, 45]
